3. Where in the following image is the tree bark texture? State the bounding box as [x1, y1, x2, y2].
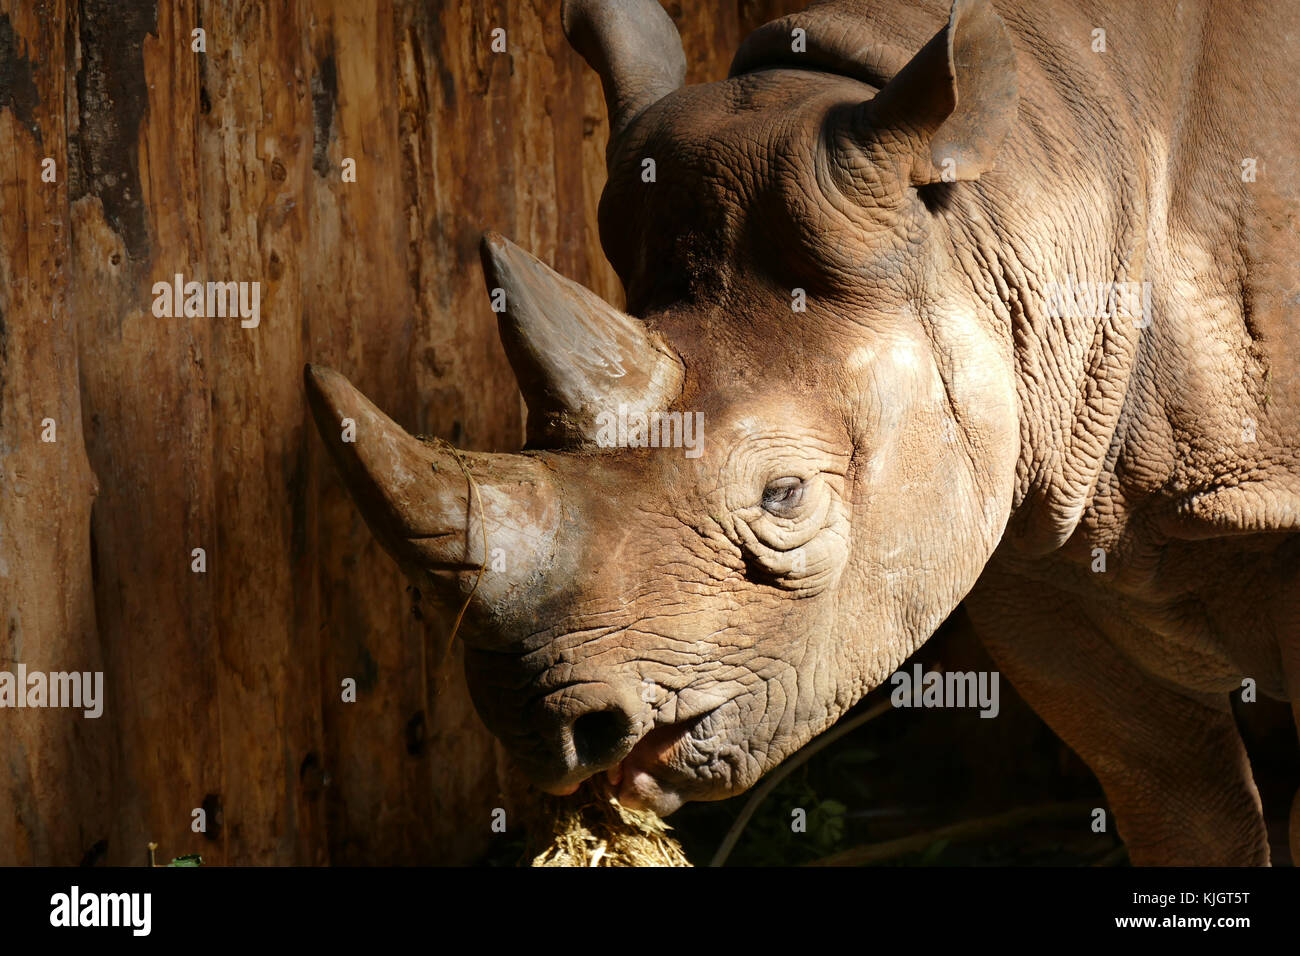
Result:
[0, 0, 802, 865]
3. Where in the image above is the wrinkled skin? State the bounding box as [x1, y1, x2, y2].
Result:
[308, 0, 1300, 864]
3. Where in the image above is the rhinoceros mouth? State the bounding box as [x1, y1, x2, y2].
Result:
[537, 707, 725, 814]
[609, 710, 729, 815]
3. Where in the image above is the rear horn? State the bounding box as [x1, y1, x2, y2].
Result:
[562, 0, 686, 150]
[481, 232, 683, 449]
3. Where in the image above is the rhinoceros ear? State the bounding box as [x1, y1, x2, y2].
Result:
[854, 0, 1019, 186]
[480, 233, 684, 449]
[562, 0, 686, 145]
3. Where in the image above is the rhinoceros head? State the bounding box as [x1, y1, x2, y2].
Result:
[306, 0, 1022, 814]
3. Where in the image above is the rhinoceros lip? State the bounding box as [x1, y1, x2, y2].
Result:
[607, 713, 717, 815]
[536, 707, 723, 812]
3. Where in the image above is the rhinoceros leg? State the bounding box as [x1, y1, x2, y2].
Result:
[966, 579, 1269, 866]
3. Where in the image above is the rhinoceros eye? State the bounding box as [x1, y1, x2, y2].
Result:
[761, 476, 805, 516]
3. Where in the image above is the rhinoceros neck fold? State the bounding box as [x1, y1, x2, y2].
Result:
[935, 113, 1147, 557]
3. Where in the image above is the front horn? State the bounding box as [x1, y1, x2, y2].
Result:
[304, 364, 561, 621]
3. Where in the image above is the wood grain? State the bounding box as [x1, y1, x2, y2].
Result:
[0, 0, 803, 865]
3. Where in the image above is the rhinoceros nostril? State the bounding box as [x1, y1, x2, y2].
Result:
[571, 708, 633, 767]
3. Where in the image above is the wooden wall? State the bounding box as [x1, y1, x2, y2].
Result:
[0, 0, 802, 865]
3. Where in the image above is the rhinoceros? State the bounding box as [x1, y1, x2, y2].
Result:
[305, 0, 1300, 865]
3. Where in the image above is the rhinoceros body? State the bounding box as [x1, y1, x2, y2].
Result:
[308, 0, 1300, 865]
